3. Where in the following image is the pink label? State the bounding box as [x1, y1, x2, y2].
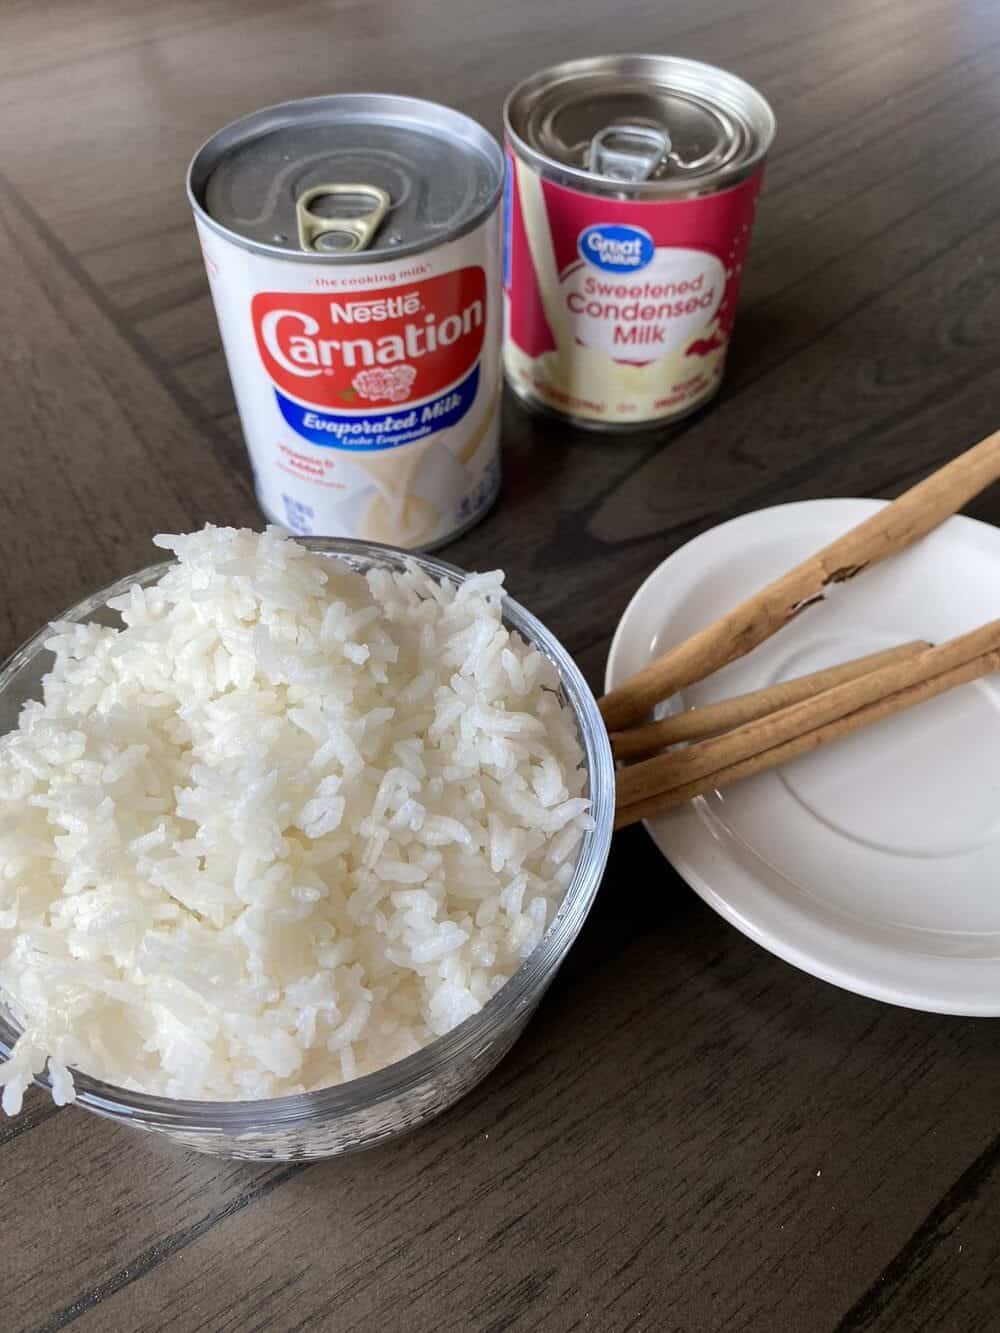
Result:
[503, 148, 764, 425]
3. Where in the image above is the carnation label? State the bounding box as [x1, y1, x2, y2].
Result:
[199, 221, 501, 549]
[252, 268, 486, 446]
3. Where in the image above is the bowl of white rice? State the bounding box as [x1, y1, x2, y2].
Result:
[0, 527, 613, 1159]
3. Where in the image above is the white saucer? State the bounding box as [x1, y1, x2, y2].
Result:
[605, 499, 1000, 1015]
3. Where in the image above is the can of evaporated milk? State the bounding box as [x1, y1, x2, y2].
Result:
[503, 56, 775, 429]
[188, 95, 504, 549]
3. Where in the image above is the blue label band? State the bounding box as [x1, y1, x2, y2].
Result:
[275, 364, 480, 452]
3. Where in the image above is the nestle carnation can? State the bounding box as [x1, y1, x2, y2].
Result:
[503, 55, 775, 429]
[188, 95, 504, 548]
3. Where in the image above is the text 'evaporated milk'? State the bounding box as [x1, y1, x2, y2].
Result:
[188, 94, 504, 548]
[503, 56, 775, 429]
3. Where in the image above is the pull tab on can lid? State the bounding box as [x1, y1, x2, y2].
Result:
[588, 124, 670, 183]
[295, 183, 390, 253]
[505, 54, 775, 199]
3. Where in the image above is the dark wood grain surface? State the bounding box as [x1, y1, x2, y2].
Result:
[4, 1, 1000, 1329]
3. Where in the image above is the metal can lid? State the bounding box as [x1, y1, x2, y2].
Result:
[188, 93, 503, 262]
[504, 55, 775, 197]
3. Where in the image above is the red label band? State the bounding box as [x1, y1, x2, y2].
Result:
[252, 267, 487, 410]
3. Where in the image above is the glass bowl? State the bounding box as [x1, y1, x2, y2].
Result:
[0, 539, 614, 1159]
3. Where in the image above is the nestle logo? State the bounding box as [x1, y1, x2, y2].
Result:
[579, 224, 655, 274]
[329, 293, 421, 323]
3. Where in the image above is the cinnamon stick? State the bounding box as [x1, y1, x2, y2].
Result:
[609, 640, 927, 760]
[614, 648, 1000, 829]
[600, 430, 1000, 731]
[616, 619, 1000, 810]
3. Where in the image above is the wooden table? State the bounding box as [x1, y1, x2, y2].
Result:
[4, 1, 1000, 1328]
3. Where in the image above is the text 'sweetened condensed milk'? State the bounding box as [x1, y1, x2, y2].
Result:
[503, 56, 775, 428]
[188, 95, 504, 548]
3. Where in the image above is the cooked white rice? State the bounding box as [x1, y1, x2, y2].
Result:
[0, 526, 591, 1113]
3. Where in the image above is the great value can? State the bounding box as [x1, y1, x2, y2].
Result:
[188, 95, 504, 549]
[503, 55, 775, 429]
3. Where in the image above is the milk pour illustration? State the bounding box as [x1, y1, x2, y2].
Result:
[504, 55, 775, 428]
[188, 94, 503, 548]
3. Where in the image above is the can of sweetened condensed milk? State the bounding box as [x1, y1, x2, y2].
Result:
[503, 56, 775, 429]
[188, 95, 504, 548]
